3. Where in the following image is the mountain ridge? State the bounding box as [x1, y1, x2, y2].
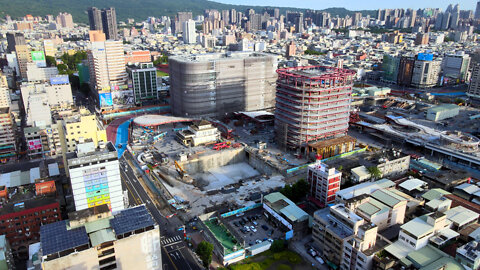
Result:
[0, 0, 376, 23]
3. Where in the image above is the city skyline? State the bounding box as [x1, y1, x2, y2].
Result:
[216, 0, 475, 11]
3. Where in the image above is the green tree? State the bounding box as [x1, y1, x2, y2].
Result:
[153, 55, 168, 65]
[304, 49, 325, 56]
[57, 64, 68, 74]
[46, 56, 56, 67]
[280, 179, 309, 203]
[60, 51, 87, 70]
[270, 239, 286, 252]
[367, 166, 382, 180]
[196, 241, 214, 268]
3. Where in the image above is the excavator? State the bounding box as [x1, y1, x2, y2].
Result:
[174, 160, 188, 179]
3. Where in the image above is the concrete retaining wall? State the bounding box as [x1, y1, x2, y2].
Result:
[246, 150, 277, 176]
[181, 147, 246, 174]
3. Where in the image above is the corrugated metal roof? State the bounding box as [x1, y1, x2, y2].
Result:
[400, 216, 433, 238]
[455, 183, 480, 194]
[89, 228, 116, 247]
[446, 206, 480, 227]
[279, 204, 308, 222]
[406, 245, 442, 268]
[84, 218, 112, 234]
[399, 178, 427, 192]
[426, 198, 451, 209]
[265, 192, 308, 223]
[422, 188, 451, 201]
[371, 189, 403, 207]
[384, 241, 413, 259]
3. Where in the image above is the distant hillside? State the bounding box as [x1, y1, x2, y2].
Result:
[0, 0, 376, 23]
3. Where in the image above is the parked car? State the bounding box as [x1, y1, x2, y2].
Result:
[315, 257, 324, 264]
[250, 226, 255, 230]
[233, 222, 239, 227]
[261, 225, 269, 231]
[268, 238, 274, 243]
[253, 221, 258, 226]
[255, 239, 262, 244]
[309, 249, 317, 257]
[252, 228, 257, 232]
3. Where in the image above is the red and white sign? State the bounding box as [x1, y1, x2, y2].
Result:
[28, 139, 42, 150]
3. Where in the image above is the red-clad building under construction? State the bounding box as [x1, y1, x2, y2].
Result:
[275, 66, 356, 151]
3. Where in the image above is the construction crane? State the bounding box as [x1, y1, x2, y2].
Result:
[174, 161, 188, 178]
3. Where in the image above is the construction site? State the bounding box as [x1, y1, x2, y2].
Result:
[125, 114, 309, 217]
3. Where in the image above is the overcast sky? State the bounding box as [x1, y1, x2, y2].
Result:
[214, 0, 476, 11]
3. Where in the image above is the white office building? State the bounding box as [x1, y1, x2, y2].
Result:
[66, 141, 124, 213]
[183, 19, 197, 44]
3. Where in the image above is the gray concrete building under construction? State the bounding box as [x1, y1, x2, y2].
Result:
[169, 52, 277, 118]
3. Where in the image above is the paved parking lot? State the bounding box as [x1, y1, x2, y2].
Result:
[224, 208, 286, 247]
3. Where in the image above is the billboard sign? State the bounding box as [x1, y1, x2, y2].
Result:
[50, 75, 70, 85]
[31, 51, 47, 67]
[111, 90, 134, 106]
[28, 139, 42, 150]
[99, 92, 113, 107]
[417, 53, 433, 61]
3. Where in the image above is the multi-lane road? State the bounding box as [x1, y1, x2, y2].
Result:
[119, 155, 202, 270]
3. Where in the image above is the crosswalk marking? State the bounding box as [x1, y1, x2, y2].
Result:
[161, 235, 183, 246]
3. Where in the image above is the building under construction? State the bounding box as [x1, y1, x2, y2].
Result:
[169, 52, 277, 118]
[275, 66, 356, 151]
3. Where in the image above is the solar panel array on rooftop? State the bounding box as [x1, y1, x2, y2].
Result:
[40, 220, 89, 256]
[110, 205, 155, 236]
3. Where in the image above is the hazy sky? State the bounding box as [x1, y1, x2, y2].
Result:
[214, 0, 476, 11]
